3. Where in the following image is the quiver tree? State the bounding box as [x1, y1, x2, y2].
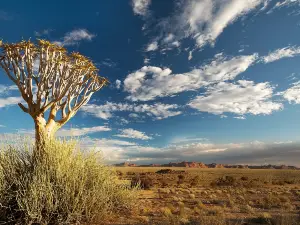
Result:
[0, 40, 108, 148]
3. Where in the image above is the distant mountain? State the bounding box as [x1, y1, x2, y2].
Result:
[114, 161, 299, 170]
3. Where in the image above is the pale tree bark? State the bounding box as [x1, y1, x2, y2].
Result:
[0, 40, 108, 155]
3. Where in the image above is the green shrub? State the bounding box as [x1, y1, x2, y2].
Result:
[0, 139, 137, 224]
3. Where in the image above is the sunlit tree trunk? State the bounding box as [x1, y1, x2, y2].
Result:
[34, 113, 60, 155]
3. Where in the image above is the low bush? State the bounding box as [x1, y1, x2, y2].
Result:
[211, 176, 236, 186]
[0, 139, 137, 224]
[190, 175, 201, 187]
[131, 175, 154, 189]
[156, 169, 173, 174]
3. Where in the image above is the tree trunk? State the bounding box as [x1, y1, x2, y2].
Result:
[34, 115, 59, 156]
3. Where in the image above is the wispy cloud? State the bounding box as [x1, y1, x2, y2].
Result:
[34, 29, 53, 37]
[81, 102, 182, 120]
[79, 137, 300, 166]
[99, 58, 118, 68]
[115, 128, 152, 140]
[0, 85, 18, 96]
[261, 46, 300, 63]
[124, 54, 258, 101]
[0, 97, 23, 108]
[144, 0, 265, 51]
[55, 29, 95, 46]
[272, 0, 300, 10]
[13, 126, 111, 138]
[188, 80, 282, 116]
[56, 126, 111, 137]
[0, 10, 13, 20]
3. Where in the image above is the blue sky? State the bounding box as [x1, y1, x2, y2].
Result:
[1, 0, 300, 165]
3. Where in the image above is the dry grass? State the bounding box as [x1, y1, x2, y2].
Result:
[112, 166, 300, 224]
[0, 139, 137, 224]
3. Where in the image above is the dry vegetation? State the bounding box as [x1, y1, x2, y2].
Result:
[0, 140, 137, 224]
[113, 167, 300, 225]
[0, 139, 299, 225]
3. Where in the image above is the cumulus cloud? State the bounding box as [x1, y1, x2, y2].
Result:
[56, 126, 111, 137]
[146, 0, 265, 50]
[55, 29, 95, 46]
[132, 0, 152, 16]
[188, 80, 283, 115]
[81, 102, 182, 120]
[261, 46, 300, 63]
[282, 82, 300, 104]
[115, 128, 152, 140]
[124, 54, 257, 101]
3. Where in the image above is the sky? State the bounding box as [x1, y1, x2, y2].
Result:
[1, 0, 300, 166]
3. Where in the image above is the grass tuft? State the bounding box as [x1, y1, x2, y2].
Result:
[0, 139, 137, 224]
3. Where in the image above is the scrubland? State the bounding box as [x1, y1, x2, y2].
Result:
[0, 139, 299, 224]
[113, 167, 300, 225]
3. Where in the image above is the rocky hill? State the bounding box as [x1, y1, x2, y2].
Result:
[114, 161, 299, 169]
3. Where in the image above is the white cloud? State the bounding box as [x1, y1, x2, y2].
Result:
[188, 80, 282, 115]
[0, 97, 23, 108]
[188, 51, 193, 60]
[55, 29, 95, 46]
[129, 113, 139, 118]
[193, 0, 264, 47]
[115, 128, 152, 140]
[146, 0, 265, 50]
[132, 0, 151, 16]
[144, 58, 150, 64]
[115, 80, 121, 89]
[171, 41, 180, 47]
[124, 54, 257, 101]
[146, 41, 158, 51]
[261, 46, 300, 63]
[81, 102, 182, 120]
[0, 124, 5, 128]
[100, 59, 118, 68]
[234, 116, 246, 120]
[14, 126, 111, 138]
[79, 137, 155, 162]
[79, 137, 300, 166]
[56, 126, 111, 137]
[34, 29, 53, 37]
[282, 82, 300, 104]
[273, 0, 300, 9]
[0, 85, 18, 96]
